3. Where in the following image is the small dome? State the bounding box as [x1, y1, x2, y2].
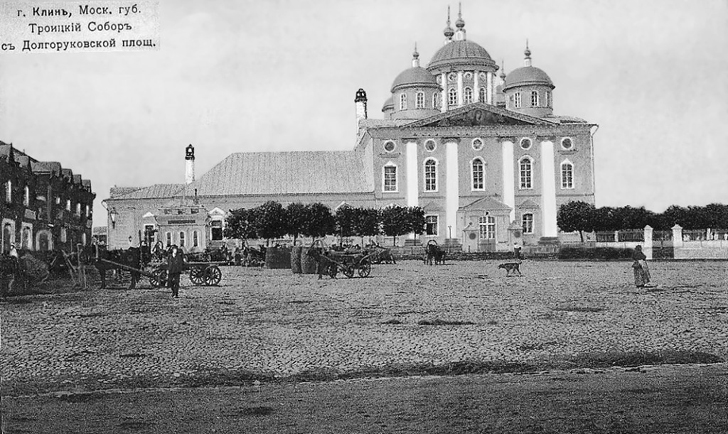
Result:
[382, 95, 394, 111]
[428, 40, 495, 70]
[502, 66, 554, 91]
[443, 25, 454, 38]
[390, 66, 438, 92]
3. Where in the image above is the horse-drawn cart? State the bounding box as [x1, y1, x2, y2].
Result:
[328, 251, 372, 278]
[97, 257, 223, 288]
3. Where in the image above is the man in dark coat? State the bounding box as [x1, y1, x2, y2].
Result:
[167, 245, 185, 297]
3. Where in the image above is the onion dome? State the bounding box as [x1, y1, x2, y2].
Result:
[455, 3, 465, 29]
[443, 5, 454, 39]
[444, 25, 454, 39]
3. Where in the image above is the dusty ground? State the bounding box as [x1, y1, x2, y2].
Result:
[1, 259, 727, 432]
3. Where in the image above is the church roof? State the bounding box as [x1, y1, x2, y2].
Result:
[503, 66, 554, 91]
[391, 66, 439, 92]
[183, 151, 373, 197]
[428, 40, 495, 70]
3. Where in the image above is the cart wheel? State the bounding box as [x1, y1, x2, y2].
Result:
[150, 269, 167, 288]
[358, 260, 371, 278]
[204, 265, 222, 286]
[189, 267, 205, 285]
[342, 264, 355, 278]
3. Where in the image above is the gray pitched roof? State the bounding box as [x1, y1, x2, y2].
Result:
[112, 184, 185, 200]
[184, 151, 374, 197]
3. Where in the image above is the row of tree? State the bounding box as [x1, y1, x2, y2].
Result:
[224, 201, 426, 245]
[558, 201, 728, 241]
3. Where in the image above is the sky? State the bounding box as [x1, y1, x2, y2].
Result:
[1, 0, 727, 228]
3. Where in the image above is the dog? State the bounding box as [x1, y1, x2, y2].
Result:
[498, 261, 522, 277]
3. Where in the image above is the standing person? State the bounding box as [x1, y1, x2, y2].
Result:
[632, 245, 651, 288]
[127, 236, 134, 248]
[513, 242, 522, 261]
[167, 245, 185, 297]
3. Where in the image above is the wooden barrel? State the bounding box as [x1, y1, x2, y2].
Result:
[300, 247, 319, 274]
[291, 246, 303, 274]
[265, 246, 291, 269]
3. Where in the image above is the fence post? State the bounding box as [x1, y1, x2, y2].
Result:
[672, 224, 683, 249]
[643, 225, 653, 260]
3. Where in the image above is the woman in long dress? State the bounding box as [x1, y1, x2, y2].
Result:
[632, 245, 651, 288]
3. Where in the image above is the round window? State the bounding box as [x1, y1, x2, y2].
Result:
[472, 138, 484, 151]
[448, 72, 457, 82]
[520, 138, 532, 150]
[424, 140, 437, 152]
[464, 71, 473, 80]
[561, 137, 573, 150]
[383, 141, 396, 152]
[479, 72, 487, 80]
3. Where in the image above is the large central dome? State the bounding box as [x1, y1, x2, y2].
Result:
[428, 40, 496, 70]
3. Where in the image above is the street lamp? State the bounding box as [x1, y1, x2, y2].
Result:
[109, 208, 117, 228]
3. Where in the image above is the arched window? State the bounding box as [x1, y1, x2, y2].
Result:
[472, 159, 485, 190]
[561, 161, 574, 189]
[522, 213, 534, 234]
[424, 159, 437, 191]
[479, 87, 486, 103]
[448, 88, 457, 106]
[514, 92, 522, 108]
[383, 163, 397, 192]
[519, 157, 533, 189]
[399, 93, 407, 110]
[165, 232, 172, 246]
[531, 91, 539, 107]
[193, 231, 199, 247]
[415, 91, 425, 109]
[545, 91, 551, 107]
[179, 231, 186, 247]
[66, 199, 71, 211]
[464, 87, 473, 104]
[432, 93, 439, 109]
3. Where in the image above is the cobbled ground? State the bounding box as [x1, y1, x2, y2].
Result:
[2, 260, 727, 395]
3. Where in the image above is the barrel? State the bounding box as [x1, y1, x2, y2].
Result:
[300, 247, 319, 274]
[291, 245, 303, 274]
[265, 246, 291, 269]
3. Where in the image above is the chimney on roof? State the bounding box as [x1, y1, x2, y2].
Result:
[185, 144, 195, 184]
[354, 88, 368, 135]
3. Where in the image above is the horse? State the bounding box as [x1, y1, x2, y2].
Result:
[367, 246, 396, 264]
[425, 241, 446, 265]
[305, 248, 337, 279]
[90, 246, 143, 289]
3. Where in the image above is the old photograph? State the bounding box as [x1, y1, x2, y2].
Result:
[1, 0, 727, 432]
